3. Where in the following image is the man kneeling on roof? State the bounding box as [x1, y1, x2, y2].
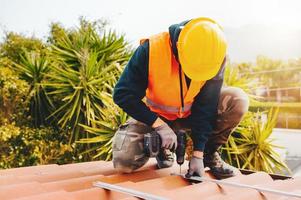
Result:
[112, 17, 249, 179]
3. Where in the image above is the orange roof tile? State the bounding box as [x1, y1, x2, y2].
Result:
[0, 158, 300, 200]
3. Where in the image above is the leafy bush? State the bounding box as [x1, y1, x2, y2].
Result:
[0, 66, 31, 125]
[0, 124, 73, 169]
[0, 64, 75, 169]
[0, 32, 46, 63]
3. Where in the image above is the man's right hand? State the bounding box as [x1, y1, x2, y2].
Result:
[152, 118, 177, 150]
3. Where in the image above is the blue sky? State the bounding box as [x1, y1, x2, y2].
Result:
[1, 0, 301, 61]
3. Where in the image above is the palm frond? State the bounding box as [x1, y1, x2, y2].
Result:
[221, 108, 291, 175]
[12, 51, 54, 127]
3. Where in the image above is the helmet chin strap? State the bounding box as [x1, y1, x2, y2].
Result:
[169, 20, 190, 63]
[178, 64, 185, 114]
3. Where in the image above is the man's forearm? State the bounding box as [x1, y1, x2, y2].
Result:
[113, 95, 158, 126]
[151, 117, 165, 128]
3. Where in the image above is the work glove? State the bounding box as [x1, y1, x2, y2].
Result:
[186, 156, 205, 178]
[154, 122, 177, 150]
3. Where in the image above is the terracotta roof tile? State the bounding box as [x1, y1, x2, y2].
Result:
[15, 191, 75, 200]
[0, 158, 299, 200]
[0, 164, 60, 176]
[0, 182, 47, 200]
[70, 187, 127, 200]
[42, 174, 105, 192]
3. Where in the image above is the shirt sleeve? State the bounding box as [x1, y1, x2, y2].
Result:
[188, 60, 226, 151]
[113, 41, 158, 126]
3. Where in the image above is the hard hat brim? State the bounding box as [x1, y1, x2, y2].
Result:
[183, 63, 221, 81]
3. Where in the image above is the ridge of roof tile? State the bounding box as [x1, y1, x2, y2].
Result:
[0, 164, 60, 176]
[15, 191, 74, 200]
[0, 181, 47, 200]
[0, 159, 299, 200]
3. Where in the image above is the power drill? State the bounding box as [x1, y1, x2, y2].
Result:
[144, 130, 186, 173]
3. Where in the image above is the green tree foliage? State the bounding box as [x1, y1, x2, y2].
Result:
[236, 55, 301, 88]
[0, 18, 132, 166]
[224, 63, 258, 99]
[0, 124, 72, 168]
[44, 18, 131, 143]
[227, 55, 301, 90]
[0, 32, 53, 127]
[48, 22, 68, 45]
[0, 66, 30, 125]
[0, 32, 46, 63]
[0, 66, 73, 168]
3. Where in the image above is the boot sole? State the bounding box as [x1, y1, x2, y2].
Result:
[209, 169, 236, 179]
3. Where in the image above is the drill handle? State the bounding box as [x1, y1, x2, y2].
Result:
[144, 131, 161, 157]
[143, 130, 186, 163]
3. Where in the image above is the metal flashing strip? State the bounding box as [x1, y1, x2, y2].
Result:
[93, 181, 168, 200]
[173, 174, 301, 198]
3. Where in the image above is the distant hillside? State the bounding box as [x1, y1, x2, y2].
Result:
[224, 25, 301, 62]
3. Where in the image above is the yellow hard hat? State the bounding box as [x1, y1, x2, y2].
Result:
[177, 17, 227, 81]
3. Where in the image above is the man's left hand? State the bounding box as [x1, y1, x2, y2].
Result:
[186, 156, 204, 178]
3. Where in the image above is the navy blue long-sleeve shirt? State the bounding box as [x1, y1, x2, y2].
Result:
[113, 22, 225, 151]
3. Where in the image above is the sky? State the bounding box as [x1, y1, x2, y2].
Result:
[1, 0, 301, 61]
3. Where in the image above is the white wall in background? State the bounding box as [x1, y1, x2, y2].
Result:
[272, 128, 301, 158]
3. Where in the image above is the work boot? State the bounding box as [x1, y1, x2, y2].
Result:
[156, 148, 174, 168]
[204, 151, 235, 179]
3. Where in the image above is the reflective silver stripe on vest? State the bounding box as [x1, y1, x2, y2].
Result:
[146, 98, 192, 113]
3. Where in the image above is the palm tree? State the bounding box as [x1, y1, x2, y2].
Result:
[13, 51, 54, 127]
[44, 19, 131, 144]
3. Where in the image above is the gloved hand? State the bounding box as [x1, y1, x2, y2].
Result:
[154, 122, 177, 150]
[186, 156, 204, 178]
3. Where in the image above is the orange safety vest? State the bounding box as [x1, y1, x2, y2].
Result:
[142, 32, 206, 120]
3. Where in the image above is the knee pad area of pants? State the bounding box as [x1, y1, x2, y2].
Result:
[113, 151, 149, 173]
[112, 129, 149, 173]
[225, 87, 249, 116]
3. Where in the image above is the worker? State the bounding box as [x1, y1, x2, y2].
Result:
[112, 17, 249, 179]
